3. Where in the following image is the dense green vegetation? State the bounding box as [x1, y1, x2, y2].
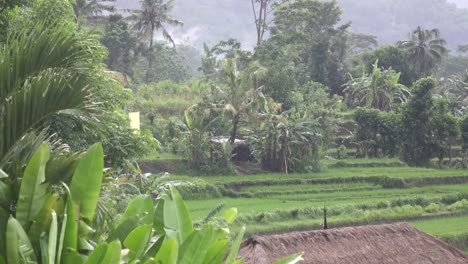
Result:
[1, 0, 468, 262]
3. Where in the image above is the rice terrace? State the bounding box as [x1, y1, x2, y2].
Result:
[3, 0, 468, 263]
[146, 157, 468, 253]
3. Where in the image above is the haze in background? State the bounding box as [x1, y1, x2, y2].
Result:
[115, 0, 468, 50]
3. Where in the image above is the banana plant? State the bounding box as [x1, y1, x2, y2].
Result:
[92, 187, 303, 264]
[0, 143, 104, 264]
[0, 142, 303, 263]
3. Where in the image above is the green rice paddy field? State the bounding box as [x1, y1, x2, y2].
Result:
[170, 159, 468, 251]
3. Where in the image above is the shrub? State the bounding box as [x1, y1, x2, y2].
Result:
[448, 199, 468, 211]
[175, 180, 222, 200]
[376, 201, 389, 209]
[424, 202, 442, 213]
[379, 176, 407, 188]
[390, 196, 429, 207]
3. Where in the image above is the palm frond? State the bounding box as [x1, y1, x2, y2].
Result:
[0, 25, 102, 173]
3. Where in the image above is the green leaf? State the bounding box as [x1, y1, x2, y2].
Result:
[123, 224, 153, 261]
[62, 248, 83, 264]
[225, 226, 245, 264]
[100, 240, 121, 264]
[144, 235, 165, 260]
[179, 225, 214, 264]
[6, 216, 37, 264]
[28, 194, 59, 250]
[69, 143, 104, 221]
[107, 216, 140, 243]
[165, 186, 194, 243]
[143, 258, 156, 264]
[16, 143, 50, 228]
[0, 180, 13, 209]
[120, 195, 154, 226]
[62, 189, 78, 258]
[154, 238, 178, 264]
[232, 259, 243, 264]
[202, 240, 229, 264]
[153, 200, 165, 235]
[56, 212, 67, 264]
[0, 208, 9, 258]
[84, 242, 108, 264]
[48, 210, 58, 264]
[108, 195, 154, 243]
[272, 252, 304, 264]
[78, 237, 94, 251]
[40, 232, 49, 264]
[0, 169, 7, 179]
[223, 208, 238, 225]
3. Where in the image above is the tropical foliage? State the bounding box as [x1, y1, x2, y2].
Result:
[130, 0, 183, 82]
[398, 26, 448, 78]
[345, 61, 410, 111]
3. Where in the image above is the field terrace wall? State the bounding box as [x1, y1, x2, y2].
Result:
[238, 222, 468, 264]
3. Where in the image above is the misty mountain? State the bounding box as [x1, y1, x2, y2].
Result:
[115, 0, 468, 50]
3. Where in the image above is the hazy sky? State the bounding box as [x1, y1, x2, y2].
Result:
[448, 0, 468, 8]
[115, 0, 468, 50]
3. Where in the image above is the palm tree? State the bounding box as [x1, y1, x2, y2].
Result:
[73, 0, 116, 24]
[398, 26, 448, 78]
[344, 60, 410, 111]
[130, 0, 183, 83]
[218, 59, 267, 144]
[0, 25, 100, 175]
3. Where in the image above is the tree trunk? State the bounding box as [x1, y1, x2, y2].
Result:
[448, 144, 452, 164]
[145, 26, 155, 83]
[251, 0, 269, 46]
[229, 114, 240, 144]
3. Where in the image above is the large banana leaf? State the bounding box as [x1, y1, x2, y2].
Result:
[123, 224, 153, 261]
[178, 225, 215, 264]
[15, 143, 50, 228]
[39, 210, 58, 264]
[107, 195, 154, 243]
[84, 242, 108, 264]
[202, 240, 230, 264]
[101, 240, 121, 264]
[225, 226, 245, 264]
[154, 238, 178, 264]
[85, 240, 122, 264]
[6, 216, 37, 264]
[28, 194, 59, 254]
[165, 187, 194, 244]
[62, 189, 78, 261]
[69, 143, 104, 221]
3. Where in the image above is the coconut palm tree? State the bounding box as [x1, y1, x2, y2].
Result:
[398, 26, 448, 78]
[0, 25, 100, 175]
[344, 60, 410, 111]
[217, 59, 267, 144]
[73, 0, 116, 24]
[130, 0, 183, 83]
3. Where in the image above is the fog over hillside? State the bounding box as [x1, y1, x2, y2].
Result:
[448, 0, 468, 8]
[115, 0, 468, 50]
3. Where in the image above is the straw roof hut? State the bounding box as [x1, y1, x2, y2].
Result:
[238, 223, 468, 264]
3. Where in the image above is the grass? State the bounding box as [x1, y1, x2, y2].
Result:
[241, 182, 379, 193]
[411, 215, 468, 252]
[153, 157, 468, 251]
[187, 183, 468, 219]
[411, 215, 468, 237]
[170, 167, 468, 186]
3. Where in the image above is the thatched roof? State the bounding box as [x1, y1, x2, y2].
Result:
[238, 223, 468, 264]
